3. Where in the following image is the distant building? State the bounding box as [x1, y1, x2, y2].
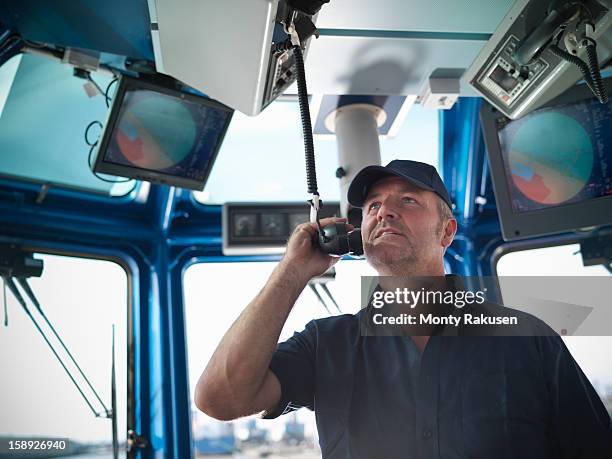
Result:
[191, 410, 236, 455]
[283, 413, 305, 445]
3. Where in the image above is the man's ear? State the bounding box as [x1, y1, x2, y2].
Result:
[441, 218, 457, 249]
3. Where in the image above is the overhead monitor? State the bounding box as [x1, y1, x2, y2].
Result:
[481, 78, 612, 241]
[93, 74, 233, 190]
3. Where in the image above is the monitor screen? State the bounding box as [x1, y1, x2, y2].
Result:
[481, 77, 612, 241]
[497, 96, 612, 214]
[93, 75, 233, 190]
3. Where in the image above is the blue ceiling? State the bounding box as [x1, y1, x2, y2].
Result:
[0, 1, 154, 62]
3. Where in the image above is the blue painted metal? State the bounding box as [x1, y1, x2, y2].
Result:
[0, 1, 154, 61]
[440, 97, 482, 222]
[440, 97, 504, 279]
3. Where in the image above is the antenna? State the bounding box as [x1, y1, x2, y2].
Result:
[111, 324, 119, 459]
[15, 276, 111, 417]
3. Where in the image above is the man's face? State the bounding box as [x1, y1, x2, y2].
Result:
[361, 176, 453, 274]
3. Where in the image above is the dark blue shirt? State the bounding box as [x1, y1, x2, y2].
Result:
[264, 305, 612, 458]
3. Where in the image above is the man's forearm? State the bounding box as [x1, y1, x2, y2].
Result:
[195, 260, 308, 416]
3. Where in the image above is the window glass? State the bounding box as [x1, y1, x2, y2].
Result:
[496, 244, 612, 413]
[0, 54, 135, 196]
[184, 259, 376, 456]
[0, 254, 129, 457]
[194, 102, 439, 204]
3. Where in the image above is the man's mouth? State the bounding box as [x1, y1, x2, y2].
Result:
[375, 228, 403, 239]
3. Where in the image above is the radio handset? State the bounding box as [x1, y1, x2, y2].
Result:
[317, 223, 363, 256]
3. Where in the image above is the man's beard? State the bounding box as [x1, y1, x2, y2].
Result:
[364, 236, 422, 274]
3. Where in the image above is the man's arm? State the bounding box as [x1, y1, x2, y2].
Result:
[193, 217, 350, 421]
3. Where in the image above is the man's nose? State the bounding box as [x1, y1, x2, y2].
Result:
[376, 200, 398, 222]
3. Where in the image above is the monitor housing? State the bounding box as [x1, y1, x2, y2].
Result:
[465, 0, 611, 119]
[93, 74, 233, 191]
[481, 77, 612, 241]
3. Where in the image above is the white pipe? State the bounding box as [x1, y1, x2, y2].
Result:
[332, 104, 383, 217]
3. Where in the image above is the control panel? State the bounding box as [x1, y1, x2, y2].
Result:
[465, 0, 611, 119]
[478, 35, 549, 108]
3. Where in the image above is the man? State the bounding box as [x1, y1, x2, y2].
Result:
[194, 160, 612, 458]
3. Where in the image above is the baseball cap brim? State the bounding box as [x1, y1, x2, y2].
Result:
[347, 165, 436, 208]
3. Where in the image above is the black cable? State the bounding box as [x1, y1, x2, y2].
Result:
[104, 78, 118, 108]
[85, 120, 131, 184]
[548, 44, 597, 95]
[84, 120, 103, 146]
[549, 40, 608, 104]
[292, 44, 318, 197]
[83, 76, 134, 186]
[86, 74, 105, 99]
[271, 40, 293, 55]
[583, 38, 608, 103]
[87, 144, 131, 184]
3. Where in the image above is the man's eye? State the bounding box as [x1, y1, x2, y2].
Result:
[402, 197, 416, 204]
[368, 202, 381, 211]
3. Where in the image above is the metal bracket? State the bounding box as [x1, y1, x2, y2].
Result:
[127, 429, 149, 452]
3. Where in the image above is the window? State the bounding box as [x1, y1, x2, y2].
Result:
[194, 102, 439, 204]
[0, 54, 135, 196]
[0, 254, 129, 457]
[184, 259, 375, 456]
[496, 244, 612, 412]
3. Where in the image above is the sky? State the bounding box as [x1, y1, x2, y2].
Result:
[194, 101, 439, 204]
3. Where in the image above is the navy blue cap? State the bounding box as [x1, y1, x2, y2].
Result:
[347, 160, 453, 209]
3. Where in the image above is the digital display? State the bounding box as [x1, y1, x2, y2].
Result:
[95, 76, 233, 190]
[497, 96, 612, 213]
[490, 65, 519, 93]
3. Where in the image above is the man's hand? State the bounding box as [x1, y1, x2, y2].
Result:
[281, 217, 354, 283]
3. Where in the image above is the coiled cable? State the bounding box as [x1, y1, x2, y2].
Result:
[583, 38, 608, 103]
[292, 44, 319, 197]
[548, 44, 598, 99]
